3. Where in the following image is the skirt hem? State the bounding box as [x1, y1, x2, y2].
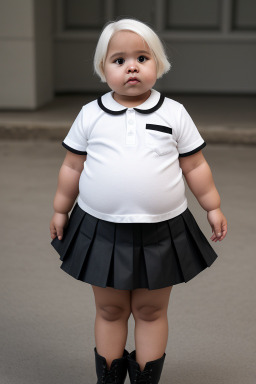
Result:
[59, 257, 216, 290]
[52, 203, 218, 291]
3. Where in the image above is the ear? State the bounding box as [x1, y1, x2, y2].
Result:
[99, 62, 106, 82]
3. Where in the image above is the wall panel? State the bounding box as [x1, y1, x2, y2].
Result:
[232, 0, 256, 30]
[113, 0, 155, 25]
[165, 0, 221, 30]
[64, 0, 105, 29]
[54, 0, 256, 93]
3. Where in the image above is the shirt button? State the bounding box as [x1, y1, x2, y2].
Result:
[128, 119, 134, 125]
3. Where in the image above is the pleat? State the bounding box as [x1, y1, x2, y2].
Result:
[51, 203, 86, 261]
[141, 222, 175, 289]
[113, 223, 134, 289]
[181, 209, 218, 266]
[132, 225, 149, 289]
[141, 223, 163, 289]
[79, 218, 115, 287]
[157, 220, 186, 285]
[52, 204, 218, 290]
[61, 212, 98, 279]
[168, 213, 210, 282]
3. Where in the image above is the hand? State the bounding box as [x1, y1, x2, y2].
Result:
[50, 212, 69, 240]
[207, 208, 227, 242]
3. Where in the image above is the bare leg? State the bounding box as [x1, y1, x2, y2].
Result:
[91, 285, 131, 369]
[131, 286, 173, 371]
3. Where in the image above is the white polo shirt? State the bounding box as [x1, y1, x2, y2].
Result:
[63, 89, 206, 223]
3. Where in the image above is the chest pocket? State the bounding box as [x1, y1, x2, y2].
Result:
[145, 124, 173, 155]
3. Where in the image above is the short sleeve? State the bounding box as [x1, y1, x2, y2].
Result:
[177, 105, 206, 157]
[62, 107, 88, 155]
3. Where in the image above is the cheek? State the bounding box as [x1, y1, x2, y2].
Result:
[146, 69, 157, 84]
[107, 73, 115, 84]
[104, 70, 113, 84]
[105, 71, 121, 86]
[149, 66, 158, 82]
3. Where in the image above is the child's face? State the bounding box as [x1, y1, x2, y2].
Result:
[104, 31, 157, 103]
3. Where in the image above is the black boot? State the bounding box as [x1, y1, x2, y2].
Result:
[127, 350, 166, 384]
[94, 347, 129, 384]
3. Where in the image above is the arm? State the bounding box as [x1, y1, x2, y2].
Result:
[50, 151, 87, 240]
[179, 150, 227, 242]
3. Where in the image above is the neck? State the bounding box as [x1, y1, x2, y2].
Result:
[112, 90, 151, 108]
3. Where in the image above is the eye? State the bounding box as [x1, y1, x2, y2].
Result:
[137, 55, 147, 63]
[114, 58, 125, 65]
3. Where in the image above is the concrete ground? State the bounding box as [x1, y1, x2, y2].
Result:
[0, 139, 255, 384]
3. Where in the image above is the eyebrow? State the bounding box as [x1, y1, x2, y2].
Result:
[109, 50, 151, 60]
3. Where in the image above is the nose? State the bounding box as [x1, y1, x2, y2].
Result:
[127, 61, 138, 73]
[128, 66, 138, 73]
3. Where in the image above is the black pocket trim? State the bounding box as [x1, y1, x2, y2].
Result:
[146, 124, 172, 134]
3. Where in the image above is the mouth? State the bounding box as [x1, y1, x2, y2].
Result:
[126, 77, 140, 84]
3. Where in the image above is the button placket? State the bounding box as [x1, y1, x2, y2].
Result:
[125, 109, 136, 145]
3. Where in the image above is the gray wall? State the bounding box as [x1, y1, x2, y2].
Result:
[0, 0, 53, 109]
[0, 0, 256, 109]
[54, 0, 256, 94]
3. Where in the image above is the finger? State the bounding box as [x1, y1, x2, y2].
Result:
[218, 232, 226, 241]
[212, 229, 226, 242]
[213, 226, 222, 239]
[210, 234, 217, 241]
[210, 230, 219, 241]
[210, 228, 216, 241]
[211, 226, 222, 241]
[218, 223, 228, 241]
[56, 226, 64, 240]
[50, 224, 57, 239]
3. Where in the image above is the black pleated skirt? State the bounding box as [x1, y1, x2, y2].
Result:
[51, 203, 218, 290]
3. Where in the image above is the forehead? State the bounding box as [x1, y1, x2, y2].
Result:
[107, 30, 150, 55]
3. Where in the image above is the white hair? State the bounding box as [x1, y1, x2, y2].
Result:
[94, 18, 171, 82]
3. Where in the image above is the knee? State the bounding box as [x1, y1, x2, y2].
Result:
[97, 304, 131, 322]
[132, 304, 166, 322]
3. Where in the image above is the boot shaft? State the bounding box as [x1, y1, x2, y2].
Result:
[94, 347, 129, 384]
[127, 350, 166, 384]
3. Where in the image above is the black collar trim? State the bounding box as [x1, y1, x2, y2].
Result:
[97, 93, 165, 115]
[97, 97, 127, 115]
[134, 94, 165, 114]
